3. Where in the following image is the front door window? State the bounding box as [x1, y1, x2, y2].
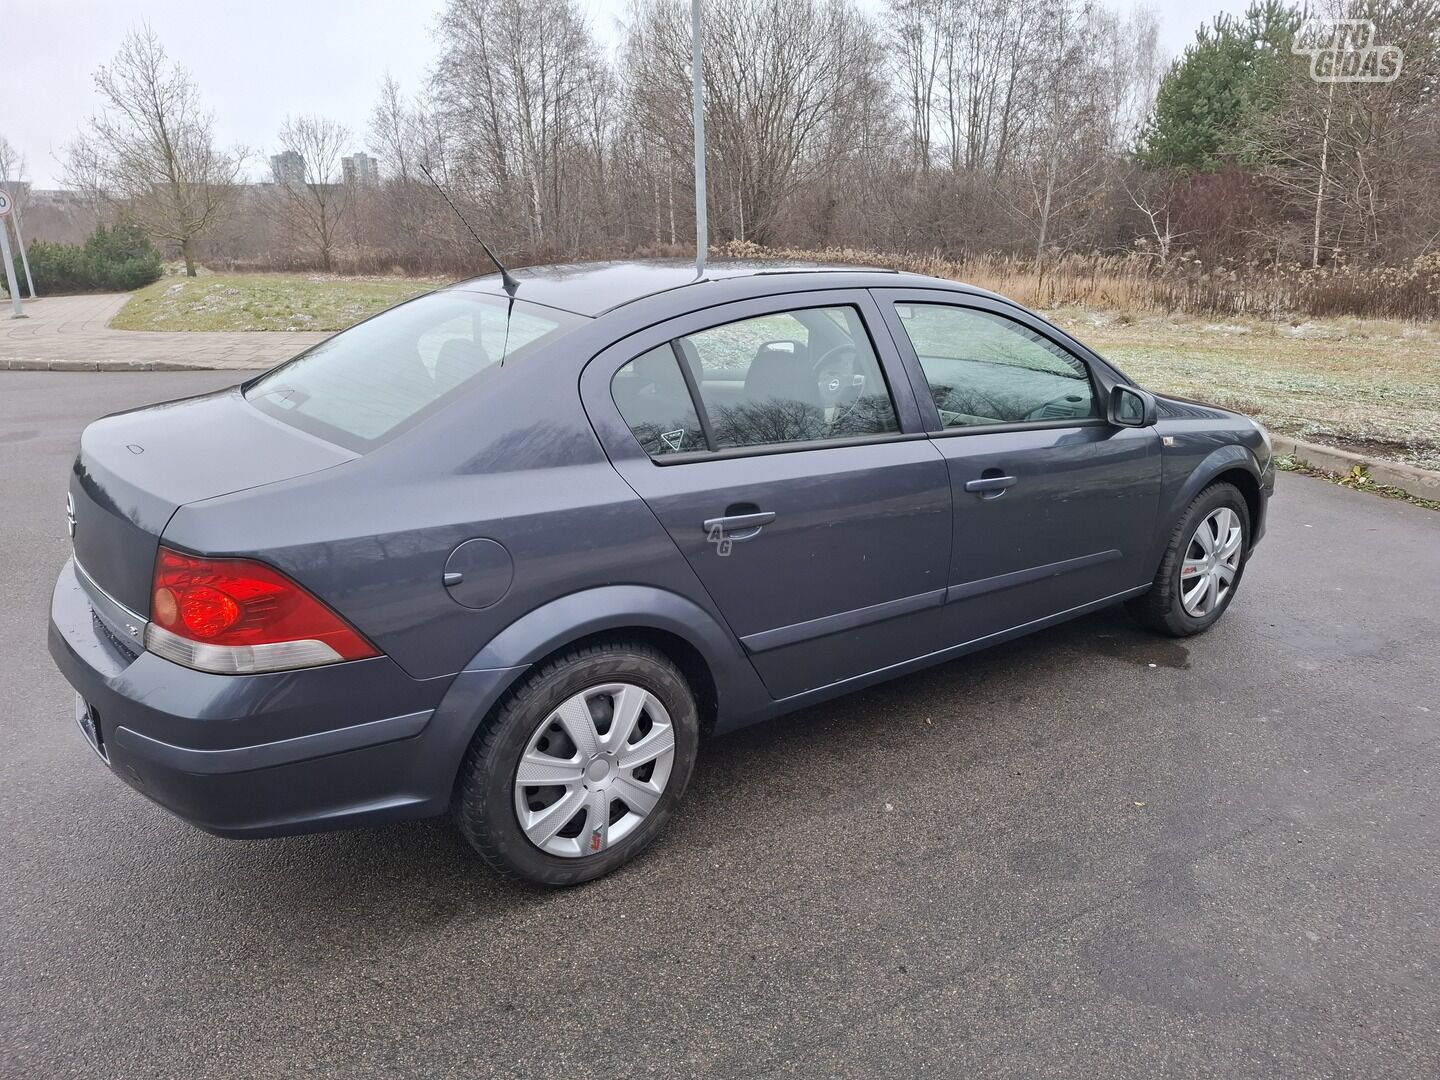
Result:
[892, 303, 1098, 427]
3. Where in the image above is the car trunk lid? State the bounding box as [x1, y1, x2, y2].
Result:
[69, 387, 355, 614]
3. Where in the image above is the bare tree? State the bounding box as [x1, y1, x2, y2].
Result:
[626, 0, 891, 247]
[1125, 173, 1187, 265]
[432, 0, 608, 254]
[0, 135, 24, 191]
[889, 0, 945, 170]
[316, 0, 1422, 278]
[272, 115, 353, 271]
[1241, 0, 1440, 266]
[371, 75, 418, 183]
[946, 0, 1043, 174]
[64, 26, 244, 276]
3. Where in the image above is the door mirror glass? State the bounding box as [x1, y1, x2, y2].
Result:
[1109, 385, 1156, 427]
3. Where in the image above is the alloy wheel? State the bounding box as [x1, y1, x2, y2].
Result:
[513, 682, 676, 858]
[1179, 507, 1243, 618]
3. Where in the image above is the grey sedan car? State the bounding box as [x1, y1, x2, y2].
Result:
[49, 261, 1273, 885]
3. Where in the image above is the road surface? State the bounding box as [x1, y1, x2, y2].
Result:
[3, 371, 1437, 1079]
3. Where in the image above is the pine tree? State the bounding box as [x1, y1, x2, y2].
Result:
[1137, 1, 1300, 171]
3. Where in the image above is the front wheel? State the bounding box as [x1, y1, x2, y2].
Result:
[1128, 482, 1251, 637]
[454, 641, 699, 887]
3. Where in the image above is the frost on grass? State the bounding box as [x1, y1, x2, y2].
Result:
[111, 273, 439, 334]
[1053, 310, 1440, 471]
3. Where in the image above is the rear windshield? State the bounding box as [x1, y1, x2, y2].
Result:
[245, 290, 582, 450]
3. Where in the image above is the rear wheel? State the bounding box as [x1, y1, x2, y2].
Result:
[454, 641, 699, 886]
[1128, 482, 1250, 637]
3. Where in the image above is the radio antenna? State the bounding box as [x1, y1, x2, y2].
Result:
[418, 162, 519, 294]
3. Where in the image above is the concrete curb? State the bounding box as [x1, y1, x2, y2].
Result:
[0, 358, 266, 372]
[1273, 436, 1440, 500]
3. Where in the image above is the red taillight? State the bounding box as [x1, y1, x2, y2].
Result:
[146, 547, 378, 672]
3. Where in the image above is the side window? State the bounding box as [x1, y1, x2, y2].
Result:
[681, 305, 899, 450]
[893, 304, 1097, 428]
[612, 346, 705, 457]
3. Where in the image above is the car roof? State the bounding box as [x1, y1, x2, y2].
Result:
[443, 258, 993, 317]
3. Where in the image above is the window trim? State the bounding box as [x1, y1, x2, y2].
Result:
[669, 339, 717, 452]
[642, 428, 933, 466]
[871, 289, 1125, 438]
[602, 294, 919, 464]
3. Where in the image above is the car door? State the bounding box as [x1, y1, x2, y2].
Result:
[875, 291, 1162, 648]
[581, 290, 952, 700]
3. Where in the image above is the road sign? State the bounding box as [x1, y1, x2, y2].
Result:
[8, 190, 35, 297]
[0, 190, 25, 317]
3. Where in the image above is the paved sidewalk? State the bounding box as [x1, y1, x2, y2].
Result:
[0, 293, 329, 371]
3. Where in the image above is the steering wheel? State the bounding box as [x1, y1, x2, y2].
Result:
[812, 342, 864, 409]
[1021, 391, 1090, 422]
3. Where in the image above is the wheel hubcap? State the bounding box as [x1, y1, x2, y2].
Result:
[513, 682, 675, 858]
[1180, 507, 1243, 618]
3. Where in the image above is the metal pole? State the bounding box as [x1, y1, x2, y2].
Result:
[0, 220, 26, 318]
[690, 0, 707, 276]
[10, 199, 35, 298]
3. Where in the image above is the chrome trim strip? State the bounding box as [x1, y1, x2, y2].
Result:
[945, 549, 1122, 604]
[74, 557, 148, 647]
[739, 588, 946, 654]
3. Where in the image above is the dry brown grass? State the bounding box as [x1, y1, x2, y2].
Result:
[719, 241, 1440, 321]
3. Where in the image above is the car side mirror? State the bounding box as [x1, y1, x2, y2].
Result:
[1109, 385, 1157, 428]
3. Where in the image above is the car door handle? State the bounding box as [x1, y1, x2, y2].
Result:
[964, 475, 1016, 494]
[703, 511, 776, 542]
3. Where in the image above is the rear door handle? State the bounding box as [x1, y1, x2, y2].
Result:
[964, 475, 1016, 494]
[703, 511, 775, 543]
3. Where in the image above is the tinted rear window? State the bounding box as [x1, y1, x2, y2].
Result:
[245, 291, 582, 450]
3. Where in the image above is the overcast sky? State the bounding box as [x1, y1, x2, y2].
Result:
[2, 0, 1250, 189]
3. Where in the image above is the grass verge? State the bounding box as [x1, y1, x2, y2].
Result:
[110, 273, 443, 333]
[1054, 310, 1440, 472]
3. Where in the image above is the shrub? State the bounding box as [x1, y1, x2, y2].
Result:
[3, 222, 163, 295]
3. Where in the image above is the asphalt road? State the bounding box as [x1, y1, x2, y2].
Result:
[3, 371, 1438, 1080]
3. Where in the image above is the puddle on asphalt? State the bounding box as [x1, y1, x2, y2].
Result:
[1089, 634, 1192, 669]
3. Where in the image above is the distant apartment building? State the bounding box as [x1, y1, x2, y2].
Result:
[28, 188, 91, 211]
[0, 183, 97, 244]
[342, 152, 379, 187]
[0, 181, 85, 210]
[270, 150, 306, 186]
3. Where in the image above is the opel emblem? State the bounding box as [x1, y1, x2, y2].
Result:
[65, 493, 76, 539]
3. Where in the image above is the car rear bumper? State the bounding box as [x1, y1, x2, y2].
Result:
[47, 557, 518, 838]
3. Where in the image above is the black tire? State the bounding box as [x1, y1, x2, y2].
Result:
[454, 641, 699, 887]
[1127, 481, 1251, 637]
